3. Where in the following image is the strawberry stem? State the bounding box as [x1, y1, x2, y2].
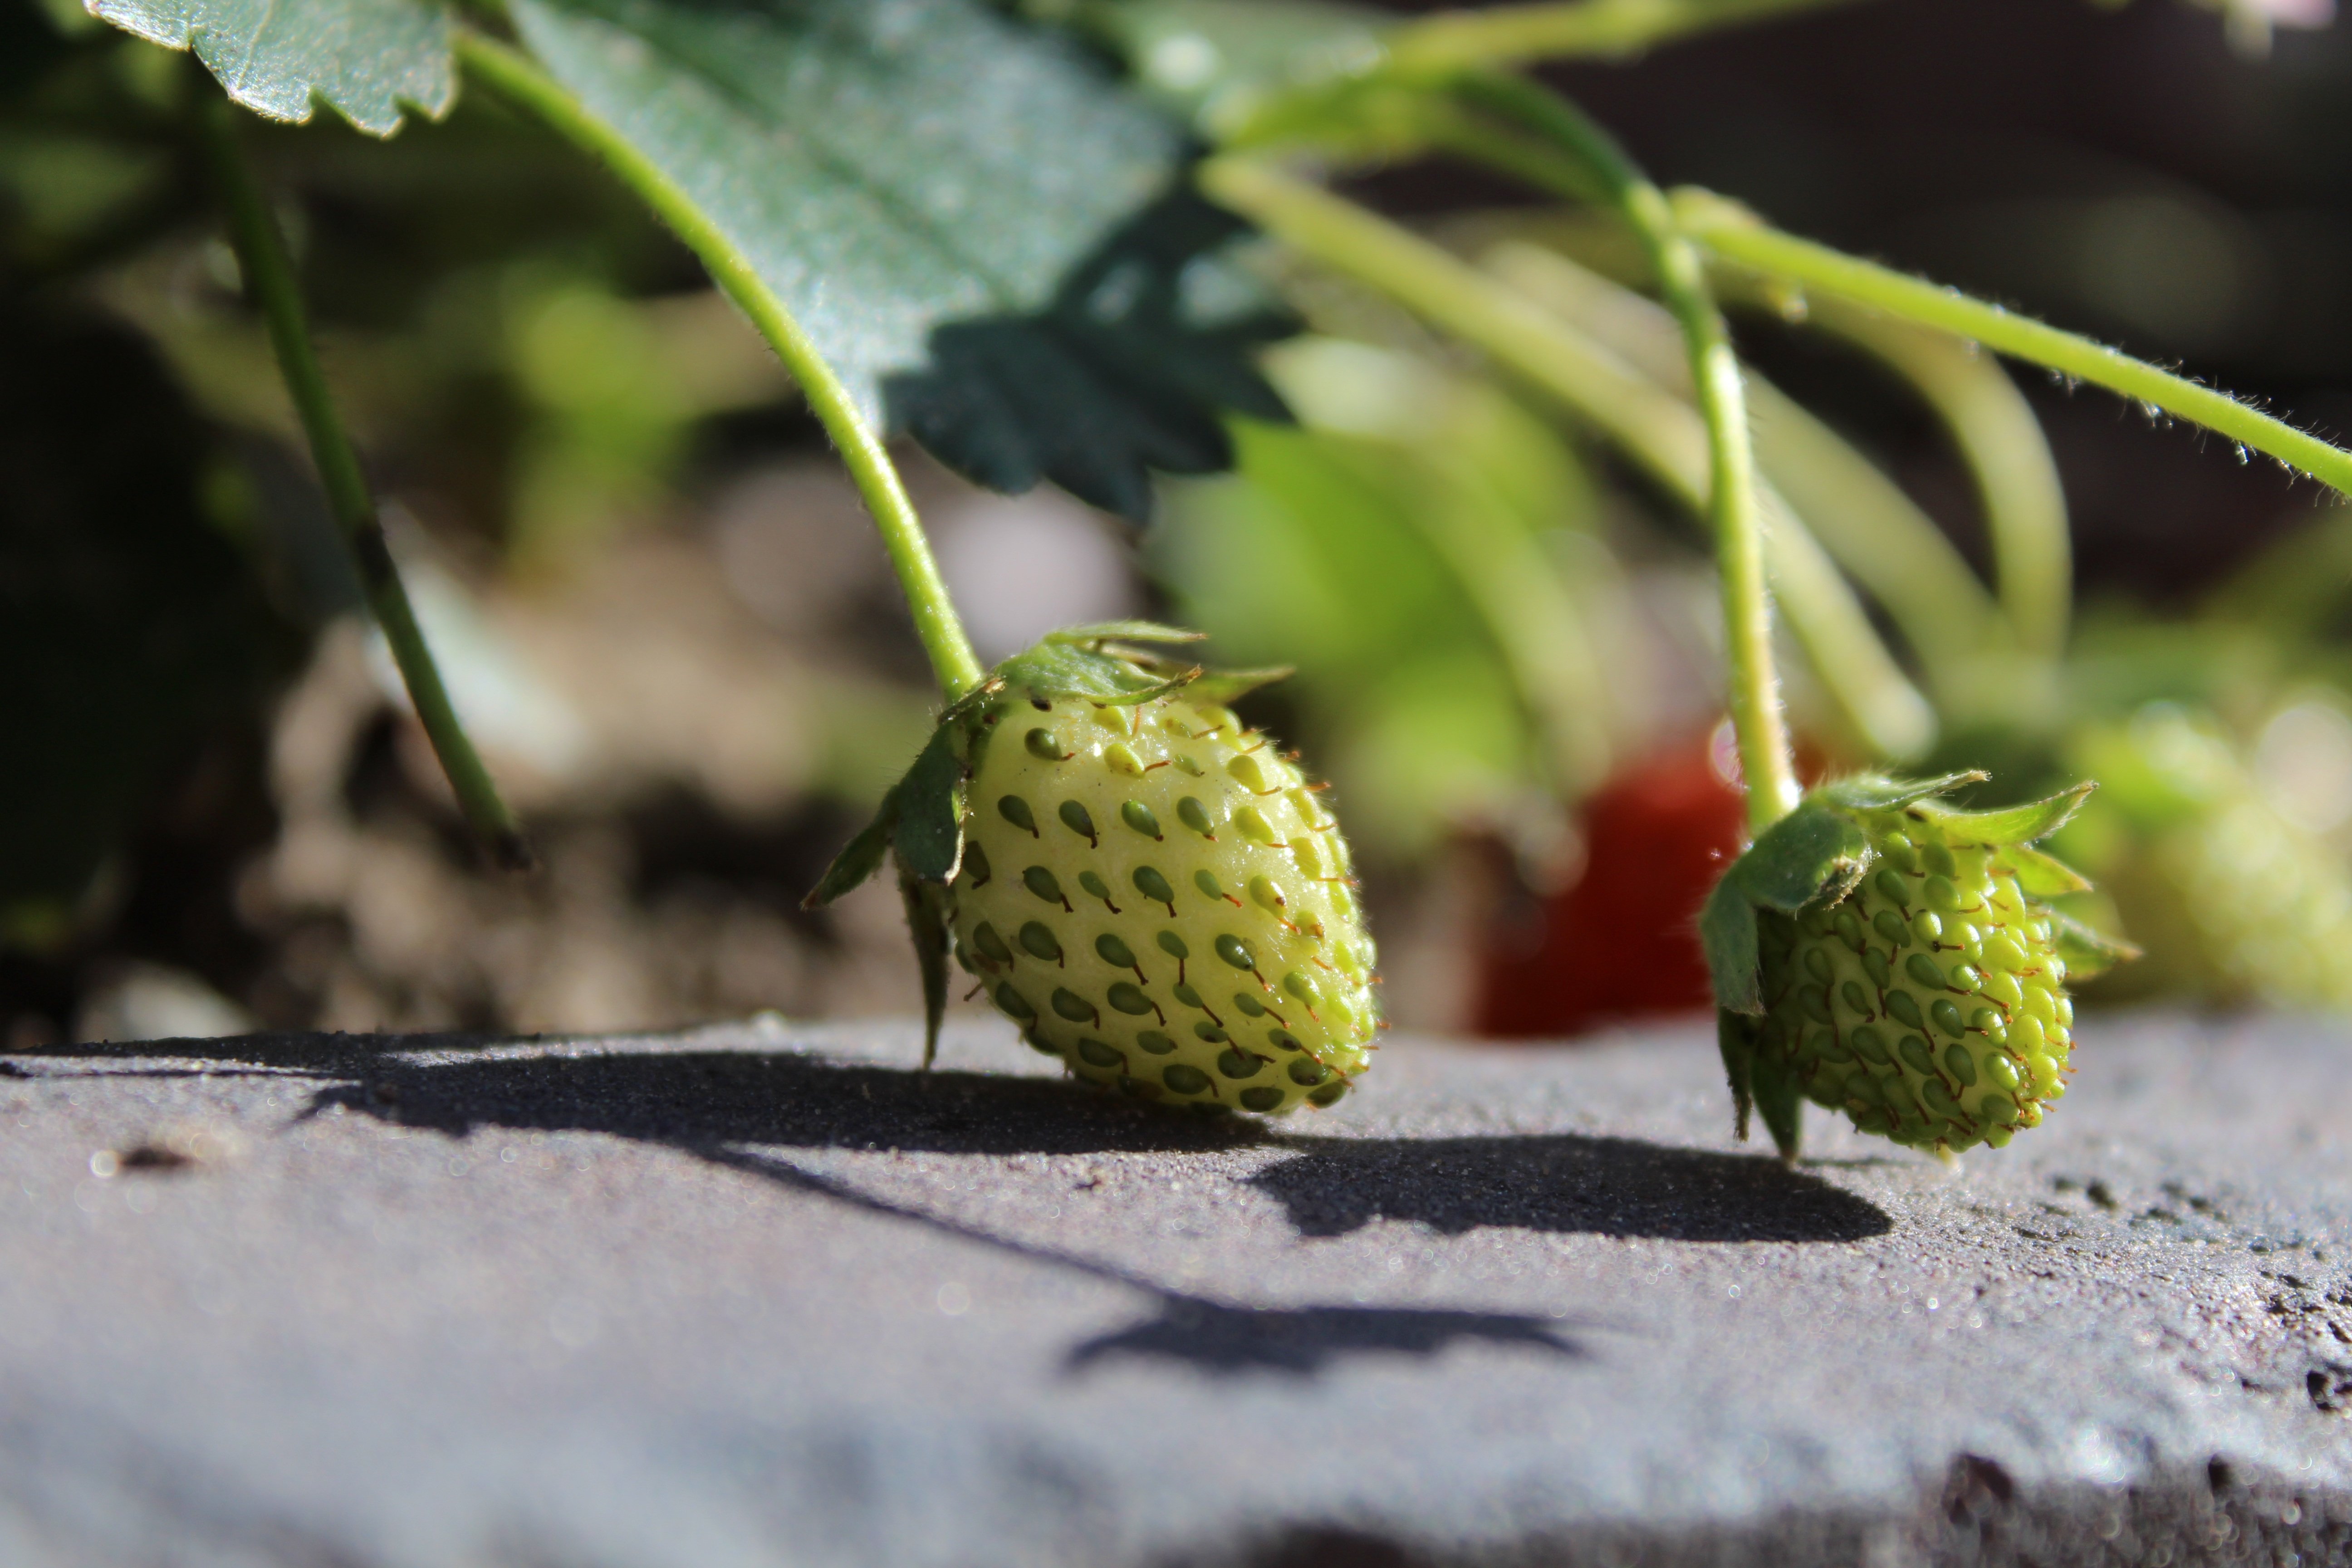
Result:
[458, 34, 987, 705]
[200, 93, 533, 870]
[1451, 74, 1800, 829]
[1672, 189, 2352, 505]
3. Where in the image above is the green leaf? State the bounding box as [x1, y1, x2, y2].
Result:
[91, 0, 453, 135]
[2048, 906, 2141, 980]
[1815, 771, 1987, 813]
[991, 640, 1196, 705]
[1045, 620, 1207, 645]
[1917, 781, 2095, 848]
[897, 866, 956, 1069]
[2002, 843, 2092, 900]
[1700, 800, 1871, 1014]
[802, 790, 898, 908]
[894, 722, 969, 885]
[510, 0, 1287, 519]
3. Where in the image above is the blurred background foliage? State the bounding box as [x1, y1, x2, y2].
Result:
[10, 0, 2352, 1047]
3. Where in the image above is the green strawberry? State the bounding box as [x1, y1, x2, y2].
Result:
[1703, 773, 2135, 1159]
[2061, 705, 2352, 1009]
[807, 623, 1378, 1112]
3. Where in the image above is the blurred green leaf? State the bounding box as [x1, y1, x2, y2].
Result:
[513, 0, 1287, 517]
[88, 0, 453, 134]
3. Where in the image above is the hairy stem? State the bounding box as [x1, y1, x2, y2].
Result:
[1385, 0, 1870, 69]
[1454, 74, 1797, 828]
[199, 93, 531, 871]
[457, 34, 985, 704]
[1675, 190, 2352, 502]
[1198, 156, 1931, 764]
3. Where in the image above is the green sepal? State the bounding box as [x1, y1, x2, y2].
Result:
[1182, 665, 1295, 706]
[1044, 621, 1206, 646]
[894, 722, 969, 884]
[1700, 800, 1872, 1014]
[1717, 1007, 1757, 1143]
[1816, 771, 1988, 813]
[2004, 843, 2093, 899]
[1748, 1042, 1806, 1162]
[803, 790, 900, 909]
[897, 865, 956, 1070]
[1915, 780, 2095, 847]
[2047, 906, 2143, 980]
[985, 641, 1199, 707]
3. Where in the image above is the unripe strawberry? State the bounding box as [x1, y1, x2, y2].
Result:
[2063, 706, 2352, 1010]
[952, 686, 1376, 1111]
[1704, 773, 2132, 1159]
[807, 625, 1378, 1112]
[1752, 810, 2075, 1153]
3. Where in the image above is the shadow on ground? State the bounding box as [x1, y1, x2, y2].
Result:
[1250, 1135, 1891, 1245]
[9, 1032, 1891, 1374]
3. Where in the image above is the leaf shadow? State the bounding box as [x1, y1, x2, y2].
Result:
[1062, 1298, 1583, 1377]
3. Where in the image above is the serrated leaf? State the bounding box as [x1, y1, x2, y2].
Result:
[897, 865, 955, 1069]
[2048, 906, 2141, 980]
[887, 189, 1295, 520]
[992, 641, 1196, 705]
[511, 0, 1286, 519]
[1918, 781, 2096, 848]
[1816, 771, 1988, 813]
[2002, 843, 2093, 899]
[802, 789, 898, 908]
[1045, 620, 1207, 645]
[893, 722, 968, 885]
[91, 0, 453, 135]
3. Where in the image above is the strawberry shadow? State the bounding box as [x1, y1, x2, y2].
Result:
[13, 1034, 1879, 1375]
[1248, 1135, 1892, 1245]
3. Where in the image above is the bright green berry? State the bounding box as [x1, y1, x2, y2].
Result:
[1705, 772, 2133, 1159]
[1754, 811, 2073, 1154]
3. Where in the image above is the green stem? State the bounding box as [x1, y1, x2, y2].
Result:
[456, 33, 985, 704]
[1673, 189, 2352, 502]
[1384, 0, 1870, 69]
[1453, 74, 1797, 828]
[199, 93, 531, 871]
[1198, 156, 1931, 765]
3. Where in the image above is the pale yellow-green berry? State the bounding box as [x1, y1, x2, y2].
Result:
[950, 688, 1377, 1111]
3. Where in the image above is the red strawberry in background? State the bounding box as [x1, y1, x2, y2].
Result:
[1477, 728, 1748, 1038]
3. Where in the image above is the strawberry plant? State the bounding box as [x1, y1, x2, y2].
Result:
[14, 0, 2352, 1144]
